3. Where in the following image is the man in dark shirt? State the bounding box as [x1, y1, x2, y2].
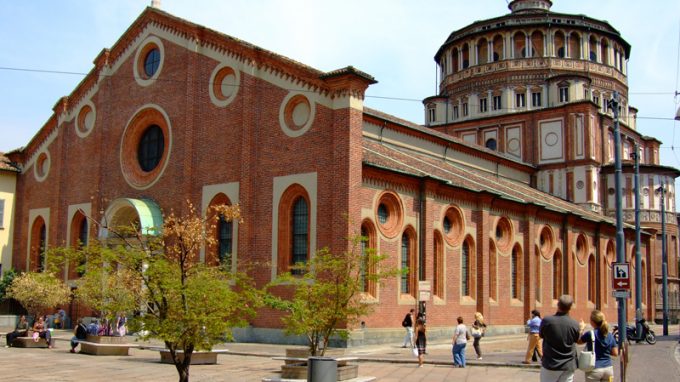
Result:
[539, 294, 585, 382]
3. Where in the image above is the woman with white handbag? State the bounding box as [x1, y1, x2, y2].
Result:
[577, 310, 619, 381]
[471, 312, 487, 360]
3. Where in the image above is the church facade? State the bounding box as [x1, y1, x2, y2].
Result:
[4, 0, 678, 343]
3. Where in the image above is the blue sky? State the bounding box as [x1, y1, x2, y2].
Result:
[1, 0, 679, 173]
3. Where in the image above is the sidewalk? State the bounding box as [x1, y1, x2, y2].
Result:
[0, 326, 677, 381]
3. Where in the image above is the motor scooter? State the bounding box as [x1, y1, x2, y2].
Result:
[612, 318, 656, 344]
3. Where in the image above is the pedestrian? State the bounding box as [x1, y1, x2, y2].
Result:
[576, 310, 618, 381]
[70, 318, 88, 353]
[539, 294, 586, 382]
[471, 312, 487, 360]
[5, 315, 29, 347]
[414, 318, 427, 367]
[524, 309, 543, 364]
[451, 316, 468, 368]
[401, 308, 415, 348]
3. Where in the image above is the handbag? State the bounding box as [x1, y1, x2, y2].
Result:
[471, 327, 483, 338]
[412, 347, 419, 357]
[577, 330, 596, 372]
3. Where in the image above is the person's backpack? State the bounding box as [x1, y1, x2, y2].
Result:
[402, 317, 409, 327]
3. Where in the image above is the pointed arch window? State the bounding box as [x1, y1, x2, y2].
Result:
[462, 240, 470, 296]
[511, 245, 523, 300]
[588, 255, 596, 302]
[433, 232, 444, 298]
[360, 220, 377, 296]
[291, 197, 309, 273]
[401, 234, 411, 294]
[553, 251, 562, 299]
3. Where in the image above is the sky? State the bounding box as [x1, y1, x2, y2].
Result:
[1, 0, 680, 173]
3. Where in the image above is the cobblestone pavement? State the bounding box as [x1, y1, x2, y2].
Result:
[0, 325, 677, 381]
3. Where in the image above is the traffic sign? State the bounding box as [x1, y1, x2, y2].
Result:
[612, 262, 630, 290]
[612, 290, 631, 298]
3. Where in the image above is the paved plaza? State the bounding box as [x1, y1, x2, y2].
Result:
[0, 326, 678, 381]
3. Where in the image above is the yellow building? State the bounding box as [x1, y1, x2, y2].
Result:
[0, 153, 19, 277]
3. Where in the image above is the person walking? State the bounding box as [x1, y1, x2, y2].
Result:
[524, 309, 543, 364]
[577, 310, 618, 381]
[451, 316, 468, 368]
[471, 312, 487, 360]
[539, 295, 585, 382]
[414, 318, 427, 367]
[401, 308, 415, 348]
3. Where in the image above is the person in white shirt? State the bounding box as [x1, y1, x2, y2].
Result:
[451, 316, 468, 367]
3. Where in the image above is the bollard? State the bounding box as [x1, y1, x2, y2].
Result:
[307, 357, 337, 382]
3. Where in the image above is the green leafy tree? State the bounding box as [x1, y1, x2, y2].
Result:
[6, 271, 71, 319]
[267, 233, 401, 356]
[0, 268, 18, 301]
[49, 202, 261, 382]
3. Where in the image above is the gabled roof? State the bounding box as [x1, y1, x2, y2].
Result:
[0, 153, 20, 173]
[362, 138, 618, 225]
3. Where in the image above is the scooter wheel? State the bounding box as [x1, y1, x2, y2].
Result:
[645, 332, 656, 345]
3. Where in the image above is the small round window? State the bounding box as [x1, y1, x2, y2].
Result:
[137, 125, 164, 172]
[495, 217, 513, 252]
[377, 204, 389, 224]
[539, 226, 554, 258]
[375, 191, 403, 238]
[144, 48, 161, 78]
[442, 206, 464, 246]
[485, 138, 497, 151]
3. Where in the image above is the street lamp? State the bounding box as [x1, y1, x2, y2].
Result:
[655, 185, 669, 336]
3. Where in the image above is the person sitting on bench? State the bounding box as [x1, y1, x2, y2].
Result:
[5, 315, 29, 347]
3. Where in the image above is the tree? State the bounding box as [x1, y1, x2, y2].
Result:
[6, 271, 71, 319]
[49, 202, 261, 382]
[267, 233, 401, 356]
[0, 268, 18, 301]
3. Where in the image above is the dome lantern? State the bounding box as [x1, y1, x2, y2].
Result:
[508, 0, 552, 13]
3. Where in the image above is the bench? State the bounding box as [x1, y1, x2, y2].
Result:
[79, 341, 138, 356]
[146, 347, 228, 365]
[12, 336, 49, 348]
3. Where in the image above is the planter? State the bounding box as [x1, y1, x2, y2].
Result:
[85, 335, 127, 344]
[158, 349, 228, 365]
[280, 348, 358, 381]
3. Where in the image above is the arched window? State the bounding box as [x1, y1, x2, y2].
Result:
[588, 255, 596, 302]
[277, 184, 310, 275]
[477, 38, 488, 65]
[589, 35, 598, 62]
[511, 245, 523, 300]
[401, 230, 416, 294]
[492, 35, 503, 61]
[489, 240, 497, 301]
[555, 31, 566, 58]
[30, 217, 47, 272]
[360, 220, 377, 296]
[462, 44, 470, 69]
[291, 198, 308, 273]
[553, 250, 562, 299]
[207, 193, 234, 268]
[69, 211, 88, 279]
[452, 48, 459, 72]
[535, 245, 542, 303]
[433, 231, 444, 298]
[531, 31, 544, 57]
[137, 124, 164, 172]
[601, 39, 610, 65]
[514, 32, 525, 58]
[569, 32, 581, 59]
[217, 215, 233, 267]
[462, 240, 470, 296]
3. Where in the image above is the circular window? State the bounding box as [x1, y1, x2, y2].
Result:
[137, 125, 164, 172]
[133, 36, 164, 87]
[539, 226, 554, 258]
[485, 138, 497, 151]
[575, 234, 588, 263]
[120, 105, 172, 190]
[576, 180, 584, 190]
[608, 188, 615, 195]
[34, 151, 50, 182]
[279, 92, 316, 138]
[209, 64, 240, 107]
[144, 48, 161, 77]
[76, 103, 96, 137]
[374, 191, 403, 238]
[442, 205, 464, 246]
[495, 217, 513, 252]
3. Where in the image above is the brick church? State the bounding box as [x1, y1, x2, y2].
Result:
[3, 0, 678, 343]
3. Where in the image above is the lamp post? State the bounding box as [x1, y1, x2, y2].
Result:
[633, 145, 642, 337]
[655, 185, 669, 336]
[610, 91, 627, 349]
